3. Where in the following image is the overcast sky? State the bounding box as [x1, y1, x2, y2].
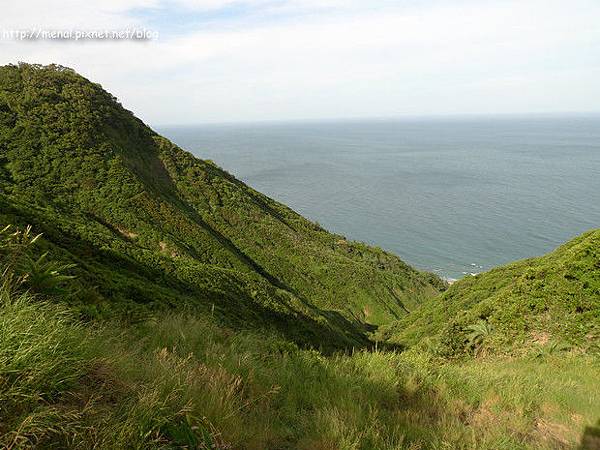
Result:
[1, 0, 599, 125]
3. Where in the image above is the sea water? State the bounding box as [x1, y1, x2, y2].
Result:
[158, 115, 600, 280]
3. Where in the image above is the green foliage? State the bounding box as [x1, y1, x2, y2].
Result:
[1, 62, 598, 448]
[379, 230, 600, 356]
[0, 63, 444, 349]
[0, 291, 89, 447]
[0, 224, 41, 278]
[18, 252, 76, 295]
[1, 293, 598, 449]
[466, 320, 494, 350]
[0, 224, 74, 295]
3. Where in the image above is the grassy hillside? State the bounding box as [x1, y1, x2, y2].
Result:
[4, 219, 598, 449]
[379, 230, 600, 356]
[2, 63, 599, 449]
[0, 63, 443, 349]
[2, 290, 598, 449]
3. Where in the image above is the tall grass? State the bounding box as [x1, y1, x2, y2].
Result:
[0, 290, 89, 448]
[1, 294, 598, 449]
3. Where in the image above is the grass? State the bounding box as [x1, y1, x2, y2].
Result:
[0, 64, 598, 449]
[0, 291, 90, 448]
[0, 62, 444, 348]
[379, 229, 600, 357]
[1, 292, 598, 449]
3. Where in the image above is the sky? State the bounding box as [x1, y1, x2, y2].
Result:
[1, 0, 599, 125]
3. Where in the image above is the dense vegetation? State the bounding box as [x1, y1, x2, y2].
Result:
[378, 230, 600, 357]
[1, 259, 598, 449]
[0, 63, 443, 349]
[0, 64, 599, 449]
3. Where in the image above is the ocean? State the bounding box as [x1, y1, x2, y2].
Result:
[158, 115, 600, 280]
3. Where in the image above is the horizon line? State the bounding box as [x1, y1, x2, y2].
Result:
[152, 110, 600, 129]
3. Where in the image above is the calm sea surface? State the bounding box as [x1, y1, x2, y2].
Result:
[158, 116, 600, 280]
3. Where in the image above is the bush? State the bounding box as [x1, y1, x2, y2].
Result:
[0, 224, 74, 296]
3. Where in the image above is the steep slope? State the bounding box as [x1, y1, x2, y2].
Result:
[379, 230, 600, 355]
[0, 63, 443, 348]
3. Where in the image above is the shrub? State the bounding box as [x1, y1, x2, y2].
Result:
[0, 224, 74, 296]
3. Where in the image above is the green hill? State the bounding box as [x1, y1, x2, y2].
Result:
[379, 229, 600, 356]
[0, 63, 444, 349]
[1, 63, 599, 450]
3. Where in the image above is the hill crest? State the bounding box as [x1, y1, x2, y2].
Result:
[0, 63, 444, 349]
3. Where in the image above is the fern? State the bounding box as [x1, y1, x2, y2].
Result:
[466, 320, 494, 350]
[1, 225, 75, 296]
[18, 252, 76, 295]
